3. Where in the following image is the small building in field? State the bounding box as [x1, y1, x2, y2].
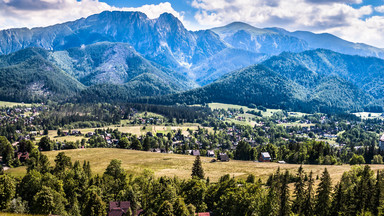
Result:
[207, 150, 215, 157]
[259, 152, 271, 162]
[192, 150, 200, 156]
[379, 134, 384, 150]
[219, 153, 230, 162]
[71, 130, 81, 135]
[152, 148, 161, 153]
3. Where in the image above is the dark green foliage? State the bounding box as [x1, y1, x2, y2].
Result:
[280, 170, 291, 216]
[0, 48, 84, 102]
[315, 168, 332, 216]
[0, 175, 16, 210]
[31, 186, 67, 215]
[292, 166, 305, 215]
[1, 140, 14, 165]
[302, 171, 315, 216]
[158, 200, 174, 216]
[38, 136, 53, 151]
[191, 155, 205, 179]
[350, 153, 366, 165]
[82, 186, 106, 216]
[54, 152, 72, 176]
[234, 141, 253, 160]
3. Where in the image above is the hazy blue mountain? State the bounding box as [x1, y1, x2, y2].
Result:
[211, 22, 309, 54]
[191, 48, 268, 85]
[267, 28, 384, 59]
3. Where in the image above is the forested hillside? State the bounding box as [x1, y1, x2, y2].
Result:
[0, 48, 84, 102]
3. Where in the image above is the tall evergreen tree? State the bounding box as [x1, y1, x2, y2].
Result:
[191, 155, 204, 179]
[302, 171, 315, 216]
[280, 170, 291, 216]
[292, 165, 305, 215]
[315, 168, 332, 216]
[374, 170, 384, 215]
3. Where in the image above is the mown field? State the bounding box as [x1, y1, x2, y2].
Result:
[35, 124, 206, 143]
[0, 214, 44, 216]
[0, 101, 32, 108]
[6, 148, 384, 183]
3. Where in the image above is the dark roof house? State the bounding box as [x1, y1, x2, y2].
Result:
[108, 201, 144, 216]
[259, 152, 271, 162]
[192, 150, 200, 156]
[108, 201, 131, 216]
[219, 153, 230, 162]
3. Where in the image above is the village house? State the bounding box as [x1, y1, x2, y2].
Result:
[108, 201, 143, 216]
[219, 153, 230, 162]
[379, 134, 384, 150]
[259, 152, 271, 162]
[207, 150, 215, 157]
[192, 150, 200, 156]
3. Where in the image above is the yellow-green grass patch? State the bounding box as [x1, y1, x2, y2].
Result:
[6, 148, 384, 184]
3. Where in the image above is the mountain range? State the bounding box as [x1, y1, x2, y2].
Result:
[0, 11, 384, 113]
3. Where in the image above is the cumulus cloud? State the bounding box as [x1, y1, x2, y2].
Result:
[0, 0, 184, 30]
[191, 0, 384, 48]
[376, 5, 384, 13]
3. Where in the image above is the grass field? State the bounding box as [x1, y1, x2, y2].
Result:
[0, 214, 44, 216]
[0, 101, 32, 108]
[353, 112, 383, 119]
[35, 125, 207, 143]
[6, 148, 384, 184]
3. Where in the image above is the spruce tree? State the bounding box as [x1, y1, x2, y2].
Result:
[374, 170, 384, 215]
[292, 165, 305, 215]
[280, 170, 291, 216]
[191, 155, 204, 179]
[302, 171, 314, 216]
[315, 168, 332, 216]
[331, 181, 345, 215]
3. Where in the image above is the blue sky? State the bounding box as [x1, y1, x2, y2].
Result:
[0, 0, 383, 47]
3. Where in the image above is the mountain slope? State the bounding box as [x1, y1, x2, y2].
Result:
[49, 42, 196, 91]
[0, 48, 85, 102]
[211, 22, 308, 55]
[158, 49, 379, 113]
[0, 11, 226, 71]
[267, 28, 384, 59]
[262, 49, 384, 99]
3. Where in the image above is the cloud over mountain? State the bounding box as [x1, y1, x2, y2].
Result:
[191, 0, 384, 48]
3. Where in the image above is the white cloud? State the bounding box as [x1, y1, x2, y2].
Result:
[0, 0, 184, 30]
[375, 5, 384, 13]
[191, 0, 384, 48]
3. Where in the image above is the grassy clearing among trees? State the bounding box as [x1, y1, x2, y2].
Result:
[5, 148, 384, 183]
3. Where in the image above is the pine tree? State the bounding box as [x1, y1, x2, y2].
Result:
[292, 165, 305, 215]
[191, 155, 204, 179]
[374, 170, 384, 215]
[302, 171, 314, 216]
[280, 170, 291, 216]
[315, 168, 332, 216]
[331, 181, 346, 215]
